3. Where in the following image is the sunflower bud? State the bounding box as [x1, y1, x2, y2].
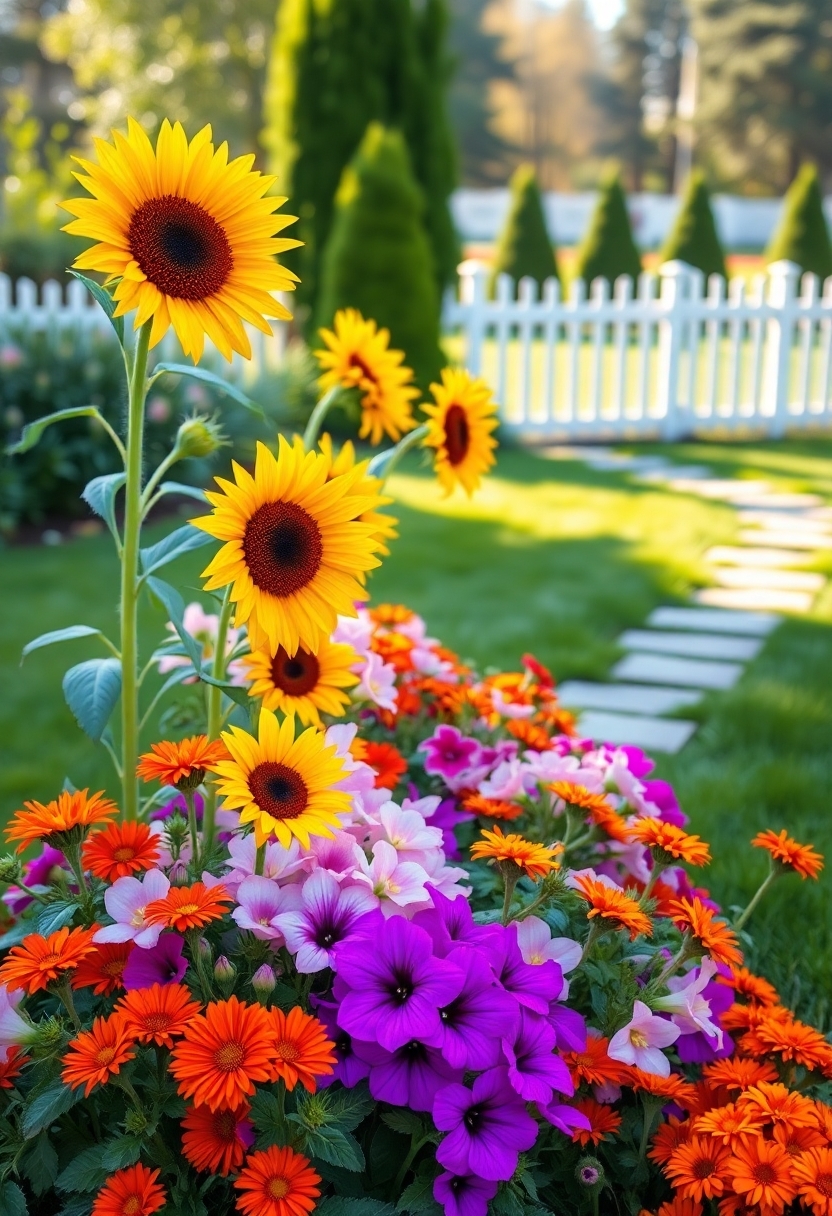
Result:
[173, 413, 227, 461]
[0, 855, 22, 885]
[214, 954, 235, 989]
[251, 963, 276, 1002]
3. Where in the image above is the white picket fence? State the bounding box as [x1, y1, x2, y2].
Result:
[442, 259, 832, 440]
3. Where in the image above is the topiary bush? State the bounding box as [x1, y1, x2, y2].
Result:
[316, 122, 444, 390]
[661, 170, 727, 280]
[574, 171, 642, 289]
[766, 163, 832, 281]
[489, 163, 559, 297]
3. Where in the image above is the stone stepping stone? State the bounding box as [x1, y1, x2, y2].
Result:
[712, 567, 825, 591]
[706, 546, 812, 568]
[694, 587, 815, 613]
[738, 529, 832, 550]
[729, 492, 823, 510]
[618, 628, 762, 662]
[738, 511, 832, 532]
[638, 465, 712, 482]
[558, 680, 702, 715]
[677, 479, 771, 500]
[647, 605, 780, 635]
[611, 652, 744, 690]
[577, 710, 697, 754]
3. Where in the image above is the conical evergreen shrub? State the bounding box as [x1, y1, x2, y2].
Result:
[574, 172, 641, 289]
[489, 164, 559, 296]
[661, 171, 727, 280]
[766, 164, 832, 280]
[316, 123, 444, 390]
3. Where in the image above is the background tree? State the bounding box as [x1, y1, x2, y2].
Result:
[445, 0, 516, 185]
[574, 172, 642, 288]
[660, 169, 727, 279]
[490, 164, 559, 294]
[765, 165, 832, 280]
[316, 123, 444, 390]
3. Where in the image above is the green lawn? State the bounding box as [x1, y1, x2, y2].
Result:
[1, 440, 831, 1017]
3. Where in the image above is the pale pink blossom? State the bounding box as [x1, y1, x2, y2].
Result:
[325, 724, 377, 797]
[94, 869, 171, 949]
[490, 687, 535, 720]
[0, 986, 31, 1061]
[305, 831, 367, 879]
[332, 613, 373, 658]
[478, 759, 526, 801]
[353, 840, 430, 911]
[222, 834, 305, 896]
[353, 652, 398, 712]
[420, 852, 470, 901]
[654, 959, 724, 1046]
[608, 1000, 680, 1076]
[375, 802, 444, 863]
[232, 876, 302, 941]
[157, 602, 243, 684]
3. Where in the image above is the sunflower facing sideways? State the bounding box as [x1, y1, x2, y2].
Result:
[193, 436, 385, 655]
[241, 635, 359, 727]
[61, 117, 299, 361]
[212, 708, 351, 847]
[423, 367, 499, 496]
[317, 432, 398, 555]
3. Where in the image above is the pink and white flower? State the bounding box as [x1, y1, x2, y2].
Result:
[653, 958, 724, 1046]
[0, 986, 31, 1061]
[232, 875, 302, 941]
[274, 869, 378, 972]
[94, 869, 171, 949]
[353, 652, 398, 713]
[353, 840, 430, 911]
[607, 1000, 680, 1076]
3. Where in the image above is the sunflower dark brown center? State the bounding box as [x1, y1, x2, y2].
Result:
[348, 353, 379, 385]
[243, 501, 324, 599]
[271, 645, 321, 696]
[444, 404, 470, 466]
[249, 762, 309, 820]
[128, 195, 233, 300]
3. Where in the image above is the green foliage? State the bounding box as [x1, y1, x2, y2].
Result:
[446, 0, 516, 185]
[316, 124, 444, 389]
[490, 164, 559, 296]
[574, 172, 642, 288]
[765, 164, 832, 280]
[660, 170, 727, 279]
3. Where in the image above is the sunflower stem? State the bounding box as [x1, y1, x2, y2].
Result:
[120, 319, 152, 821]
[366, 423, 429, 481]
[202, 585, 234, 854]
[734, 868, 779, 933]
[302, 385, 341, 451]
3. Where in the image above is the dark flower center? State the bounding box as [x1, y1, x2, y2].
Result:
[243, 501, 324, 599]
[248, 762, 309, 820]
[403, 1039, 427, 1061]
[128, 195, 233, 300]
[463, 1104, 482, 1131]
[444, 405, 470, 466]
[390, 972, 414, 1004]
[271, 645, 321, 696]
[348, 353, 379, 385]
[753, 1164, 777, 1186]
[694, 1159, 715, 1179]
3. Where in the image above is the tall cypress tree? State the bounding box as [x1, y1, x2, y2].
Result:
[765, 164, 832, 280]
[489, 164, 559, 295]
[574, 172, 642, 288]
[661, 170, 727, 279]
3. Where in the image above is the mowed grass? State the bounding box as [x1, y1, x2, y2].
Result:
[1, 440, 831, 1015]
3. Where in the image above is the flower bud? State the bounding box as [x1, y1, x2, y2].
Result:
[251, 963, 277, 1001]
[576, 1157, 604, 1189]
[0, 855, 23, 885]
[169, 860, 189, 887]
[30, 1016, 63, 1057]
[214, 954, 236, 988]
[197, 936, 213, 962]
[173, 413, 227, 461]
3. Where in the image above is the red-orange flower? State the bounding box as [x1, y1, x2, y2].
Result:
[625, 1068, 697, 1109]
[727, 1137, 796, 1212]
[91, 1163, 166, 1216]
[665, 1135, 733, 1202]
[563, 1035, 627, 1087]
[738, 1081, 819, 1128]
[693, 1101, 766, 1146]
[137, 735, 229, 789]
[6, 788, 117, 851]
[751, 828, 823, 880]
[62, 1013, 135, 1097]
[268, 1006, 336, 1092]
[0, 925, 98, 993]
[461, 793, 524, 821]
[363, 740, 408, 790]
[71, 940, 134, 996]
[627, 818, 711, 866]
[505, 719, 552, 751]
[730, 967, 779, 1007]
[143, 881, 231, 932]
[116, 982, 202, 1048]
[574, 874, 652, 940]
[471, 826, 562, 880]
[570, 1097, 622, 1145]
[181, 1102, 253, 1176]
[233, 1145, 321, 1216]
[648, 1116, 693, 1166]
[548, 781, 612, 814]
[701, 1058, 778, 1091]
[743, 1013, 832, 1075]
[0, 1046, 26, 1089]
[772, 1122, 826, 1157]
[82, 820, 160, 882]
[168, 996, 275, 1111]
[792, 1146, 832, 1216]
[667, 897, 742, 968]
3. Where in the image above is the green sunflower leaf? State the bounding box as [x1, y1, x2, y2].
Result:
[62, 657, 122, 741]
[0, 1181, 27, 1216]
[68, 271, 125, 345]
[82, 472, 126, 542]
[152, 363, 266, 419]
[139, 523, 214, 578]
[6, 406, 111, 456]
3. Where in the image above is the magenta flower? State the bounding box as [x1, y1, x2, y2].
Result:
[502, 1009, 573, 1104]
[232, 875, 301, 941]
[434, 1172, 498, 1216]
[420, 726, 481, 782]
[273, 870, 377, 973]
[541, 1102, 592, 1137]
[311, 1000, 371, 1090]
[413, 891, 502, 959]
[607, 999, 680, 1077]
[4, 846, 70, 914]
[433, 1066, 538, 1181]
[546, 1003, 588, 1053]
[490, 927, 563, 1015]
[122, 933, 187, 990]
[353, 1038, 462, 1111]
[94, 869, 170, 949]
[425, 946, 519, 1070]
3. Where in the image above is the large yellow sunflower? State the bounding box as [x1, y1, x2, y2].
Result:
[315, 309, 419, 445]
[317, 433, 398, 554]
[61, 117, 299, 361]
[240, 635, 359, 727]
[423, 368, 499, 496]
[193, 437, 385, 655]
[213, 709, 351, 847]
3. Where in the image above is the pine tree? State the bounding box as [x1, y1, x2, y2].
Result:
[574, 172, 642, 288]
[765, 165, 832, 280]
[660, 170, 727, 279]
[316, 124, 444, 390]
[489, 164, 559, 295]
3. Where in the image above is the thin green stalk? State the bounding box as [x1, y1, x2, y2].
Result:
[120, 320, 152, 820]
[392, 1133, 433, 1199]
[183, 789, 200, 872]
[55, 983, 82, 1031]
[254, 842, 267, 877]
[302, 386, 341, 451]
[202, 585, 234, 854]
[734, 869, 779, 933]
[367, 423, 429, 481]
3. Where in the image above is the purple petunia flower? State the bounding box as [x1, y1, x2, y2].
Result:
[311, 1000, 372, 1090]
[425, 946, 519, 1070]
[353, 1038, 462, 1111]
[333, 915, 465, 1052]
[421, 796, 475, 861]
[150, 791, 205, 821]
[273, 870, 377, 973]
[547, 1003, 588, 1053]
[434, 1172, 498, 1216]
[122, 933, 187, 990]
[4, 846, 70, 914]
[413, 891, 502, 959]
[490, 927, 562, 1015]
[433, 1066, 538, 1182]
[502, 1009, 574, 1105]
[541, 1101, 592, 1137]
[420, 726, 481, 782]
[642, 779, 687, 827]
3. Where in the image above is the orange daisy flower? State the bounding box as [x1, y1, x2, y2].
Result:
[137, 734, 229, 790]
[563, 1035, 627, 1087]
[470, 826, 562, 880]
[71, 940, 134, 996]
[693, 1101, 766, 1146]
[370, 603, 415, 627]
[116, 983, 202, 1048]
[665, 1136, 733, 1202]
[727, 1137, 796, 1212]
[655, 1201, 703, 1216]
[548, 781, 612, 814]
[570, 1097, 622, 1146]
[587, 802, 633, 844]
[648, 1116, 693, 1166]
[362, 740, 407, 790]
[181, 1102, 253, 1176]
[0, 1046, 26, 1090]
[792, 1146, 832, 1216]
[505, 719, 552, 751]
[747, 1014, 832, 1075]
[143, 881, 231, 932]
[269, 1006, 336, 1092]
[627, 819, 711, 867]
[6, 788, 117, 852]
[82, 820, 160, 882]
[772, 1122, 826, 1157]
[574, 874, 653, 940]
[626, 1068, 697, 1108]
[0, 925, 98, 993]
[233, 1145, 321, 1216]
[462, 793, 524, 821]
[730, 967, 779, 1007]
[702, 1058, 778, 1091]
[812, 1099, 832, 1141]
[751, 828, 823, 880]
[169, 996, 275, 1111]
[739, 1081, 819, 1128]
[91, 1163, 166, 1216]
[62, 1013, 136, 1097]
[667, 897, 743, 968]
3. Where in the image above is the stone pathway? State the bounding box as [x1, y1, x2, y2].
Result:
[541, 446, 829, 754]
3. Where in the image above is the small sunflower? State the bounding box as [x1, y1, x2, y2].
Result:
[241, 636, 358, 727]
[213, 708, 351, 847]
[423, 367, 498, 496]
[315, 309, 419, 445]
[318, 432, 398, 554]
[193, 437, 385, 655]
[61, 117, 299, 361]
